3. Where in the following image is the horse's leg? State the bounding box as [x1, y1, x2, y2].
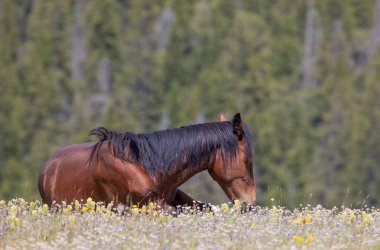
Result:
[171, 189, 211, 211]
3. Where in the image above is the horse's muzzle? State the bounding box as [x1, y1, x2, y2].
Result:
[241, 201, 255, 213]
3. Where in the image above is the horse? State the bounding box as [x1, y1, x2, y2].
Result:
[38, 113, 256, 212]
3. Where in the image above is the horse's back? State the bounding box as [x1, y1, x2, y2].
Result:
[38, 142, 98, 205]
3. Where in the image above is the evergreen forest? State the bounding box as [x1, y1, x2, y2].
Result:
[1, 0, 380, 208]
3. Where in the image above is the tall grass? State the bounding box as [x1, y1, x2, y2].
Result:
[0, 198, 379, 249]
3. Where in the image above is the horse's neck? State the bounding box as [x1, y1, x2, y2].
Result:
[156, 161, 208, 191]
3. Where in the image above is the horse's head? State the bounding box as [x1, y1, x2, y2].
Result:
[209, 113, 256, 207]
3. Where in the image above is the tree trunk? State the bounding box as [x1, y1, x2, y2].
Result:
[71, 0, 85, 84]
[369, 0, 380, 56]
[302, 0, 315, 88]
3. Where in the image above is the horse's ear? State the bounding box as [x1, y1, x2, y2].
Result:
[232, 113, 243, 141]
[218, 112, 226, 122]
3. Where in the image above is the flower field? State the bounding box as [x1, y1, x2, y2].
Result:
[0, 199, 379, 249]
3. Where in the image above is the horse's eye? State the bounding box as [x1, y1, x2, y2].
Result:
[242, 177, 249, 184]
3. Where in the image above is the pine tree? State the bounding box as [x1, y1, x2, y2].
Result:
[18, 0, 73, 198]
[0, 0, 26, 199]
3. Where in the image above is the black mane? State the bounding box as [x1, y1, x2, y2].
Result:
[88, 121, 254, 176]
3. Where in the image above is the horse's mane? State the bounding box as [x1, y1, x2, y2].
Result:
[88, 121, 254, 176]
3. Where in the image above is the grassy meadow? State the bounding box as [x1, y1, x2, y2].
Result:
[0, 198, 379, 249]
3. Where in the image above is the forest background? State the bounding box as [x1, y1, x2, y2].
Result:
[1, 0, 380, 208]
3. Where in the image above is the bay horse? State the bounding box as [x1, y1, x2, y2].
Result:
[38, 113, 256, 211]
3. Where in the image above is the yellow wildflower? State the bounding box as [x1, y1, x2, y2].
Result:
[361, 211, 373, 225]
[81, 207, 88, 213]
[342, 209, 356, 223]
[96, 205, 104, 214]
[15, 217, 19, 226]
[107, 202, 113, 212]
[8, 215, 16, 223]
[74, 200, 80, 212]
[140, 205, 147, 214]
[349, 210, 356, 221]
[293, 216, 312, 224]
[8, 216, 19, 228]
[85, 198, 95, 213]
[306, 233, 312, 244]
[303, 216, 312, 223]
[272, 205, 277, 213]
[271, 206, 278, 221]
[293, 235, 303, 243]
[18, 198, 25, 206]
[0, 200, 5, 206]
[342, 211, 348, 222]
[293, 218, 301, 223]
[159, 213, 166, 225]
[361, 211, 367, 217]
[148, 202, 155, 211]
[220, 203, 229, 214]
[233, 199, 241, 208]
[29, 202, 35, 213]
[65, 205, 73, 215]
[31, 210, 37, 217]
[42, 204, 49, 214]
[131, 207, 139, 217]
[11, 205, 17, 216]
[68, 215, 76, 227]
